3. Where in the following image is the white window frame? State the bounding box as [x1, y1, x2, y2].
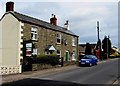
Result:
[32, 48, 37, 55]
[72, 36, 76, 46]
[31, 26, 38, 40]
[56, 33, 61, 44]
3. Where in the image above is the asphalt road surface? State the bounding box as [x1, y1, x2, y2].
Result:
[2, 58, 119, 86]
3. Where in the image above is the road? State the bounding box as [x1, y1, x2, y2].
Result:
[2, 58, 119, 86]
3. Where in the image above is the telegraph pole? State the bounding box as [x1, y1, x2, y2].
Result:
[97, 21, 102, 60]
[97, 21, 100, 41]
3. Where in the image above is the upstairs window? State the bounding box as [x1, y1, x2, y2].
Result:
[72, 36, 75, 46]
[56, 34, 61, 44]
[31, 26, 38, 40]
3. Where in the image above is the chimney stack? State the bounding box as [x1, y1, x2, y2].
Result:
[6, 1, 14, 12]
[64, 20, 69, 30]
[50, 14, 57, 26]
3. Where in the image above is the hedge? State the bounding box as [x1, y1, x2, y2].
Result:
[32, 54, 60, 66]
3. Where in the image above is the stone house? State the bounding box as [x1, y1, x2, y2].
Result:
[0, 2, 78, 75]
[78, 43, 96, 55]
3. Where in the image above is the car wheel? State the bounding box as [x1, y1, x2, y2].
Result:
[89, 63, 92, 67]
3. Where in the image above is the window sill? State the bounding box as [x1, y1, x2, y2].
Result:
[72, 45, 76, 47]
[31, 39, 38, 42]
[56, 43, 61, 45]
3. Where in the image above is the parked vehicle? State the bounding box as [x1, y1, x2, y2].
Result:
[79, 55, 98, 67]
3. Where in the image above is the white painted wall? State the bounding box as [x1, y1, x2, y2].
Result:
[0, 18, 2, 65]
[1, 13, 21, 66]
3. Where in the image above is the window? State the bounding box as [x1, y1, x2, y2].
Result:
[72, 36, 75, 46]
[72, 51, 76, 61]
[56, 34, 61, 44]
[32, 48, 37, 55]
[57, 50, 61, 57]
[31, 26, 38, 40]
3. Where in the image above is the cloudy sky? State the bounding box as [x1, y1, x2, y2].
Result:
[0, 0, 119, 47]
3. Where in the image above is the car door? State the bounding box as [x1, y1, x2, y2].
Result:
[92, 56, 97, 64]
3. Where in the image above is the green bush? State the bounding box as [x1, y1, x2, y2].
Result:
[32, 54, 59, 66]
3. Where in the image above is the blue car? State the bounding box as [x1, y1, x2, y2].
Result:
[79, 55, 98, 67]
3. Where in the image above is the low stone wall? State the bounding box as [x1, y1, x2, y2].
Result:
[0, 65, 21, 75]
[64, 61, 77, 66]
[32, 61, 76, 71]
[32, 64, 59, 71]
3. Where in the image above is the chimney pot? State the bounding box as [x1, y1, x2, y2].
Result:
[64, 20, 69, 30]
[6, 1, 14, 12]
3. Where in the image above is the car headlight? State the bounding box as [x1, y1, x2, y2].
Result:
[86, 61, 89, 63]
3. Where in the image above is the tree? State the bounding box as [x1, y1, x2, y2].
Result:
[85, 43, 92, 55]
[102, 36, 112, 59]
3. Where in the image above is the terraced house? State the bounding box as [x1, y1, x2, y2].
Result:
[0, 2, 79, 75]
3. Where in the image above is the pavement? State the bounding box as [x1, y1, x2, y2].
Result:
[1, 65, 78, 85]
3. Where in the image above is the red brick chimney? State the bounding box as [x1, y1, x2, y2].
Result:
[50, 14, 57, 26]
[6, 1, 14, 12]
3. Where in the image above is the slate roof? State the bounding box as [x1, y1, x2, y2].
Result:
[1, 11, 78, 37]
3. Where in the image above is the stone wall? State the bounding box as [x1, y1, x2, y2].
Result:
[23, 23, 78, 61]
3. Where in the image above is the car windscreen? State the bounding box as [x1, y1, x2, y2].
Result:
[82, 55, 92, 59]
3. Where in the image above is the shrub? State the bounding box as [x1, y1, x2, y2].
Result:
[32, 54, 59, 66]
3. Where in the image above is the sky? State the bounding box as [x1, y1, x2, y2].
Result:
[0, 0, 119, 47]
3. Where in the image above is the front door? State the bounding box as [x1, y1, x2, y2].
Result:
[65, 51, 69, 61]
